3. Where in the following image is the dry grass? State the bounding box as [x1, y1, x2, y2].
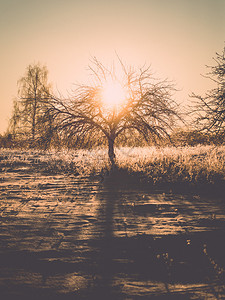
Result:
[115, 145, 225, 185]
[1, 145, 225, 186]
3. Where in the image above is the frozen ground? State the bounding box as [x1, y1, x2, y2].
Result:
[0, 150, 225, 299]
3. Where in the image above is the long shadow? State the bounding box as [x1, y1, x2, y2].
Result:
[87, 181, 121, 299]
[1, 166, 225, 300]
[84, 177, 225, 299]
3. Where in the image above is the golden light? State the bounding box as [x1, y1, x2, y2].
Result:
[101, 79, 127, 110]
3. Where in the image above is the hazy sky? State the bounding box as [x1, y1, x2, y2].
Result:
[0, 0, 224, 133]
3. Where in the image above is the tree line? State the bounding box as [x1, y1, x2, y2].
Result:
[1, 46, 225, 163]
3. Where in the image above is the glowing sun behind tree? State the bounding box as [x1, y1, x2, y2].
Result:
[48, 57, 181, 167]
[101, 79, 128, 111]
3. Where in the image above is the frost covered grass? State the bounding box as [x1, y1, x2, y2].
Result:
[0, 147, 109, 175]
[1, 145, 225, 187]
[115, 145, 225, 186]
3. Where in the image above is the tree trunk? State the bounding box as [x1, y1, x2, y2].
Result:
[31, 97, 37, 144]
[108, 136, 115, 167]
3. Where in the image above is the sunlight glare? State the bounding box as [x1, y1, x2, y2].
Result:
[101, 80, 127, 110]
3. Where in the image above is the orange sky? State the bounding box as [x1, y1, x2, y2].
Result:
[0, 0, 224, 134]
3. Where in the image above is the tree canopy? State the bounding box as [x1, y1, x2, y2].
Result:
[191, 46, 225, 142]
[48, 58, 181, 165]
[9, 63, 53, 147]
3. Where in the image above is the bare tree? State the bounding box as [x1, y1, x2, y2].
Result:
[9, 99, 21, 139]
[49, 58, 181, 165]
[10, 63, 52, 145]
[191, 46, 225, 142]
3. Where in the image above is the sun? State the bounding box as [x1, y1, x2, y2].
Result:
[101, 79, 127, 110]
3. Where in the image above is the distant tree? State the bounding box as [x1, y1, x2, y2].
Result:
[48, 58, 181, 166]
[171, 128, 210, 146]
[10, 63, 52, 146]
[191, 46, 225, 142]
[9, 99, 21, 139]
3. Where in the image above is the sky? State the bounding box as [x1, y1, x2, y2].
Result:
[0, 0, 224, 134]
